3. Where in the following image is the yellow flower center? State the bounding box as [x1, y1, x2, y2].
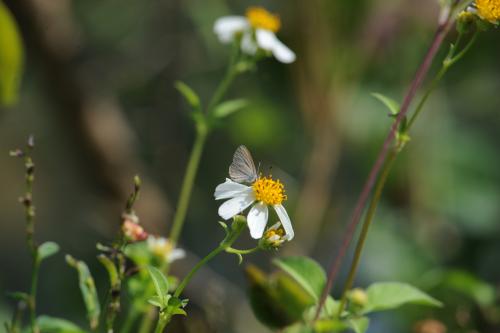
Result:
[252, 176, 287, 205]
[476, 0, 500, 22]
[246, 7, 281, 32]
[264, 227, 284, 240]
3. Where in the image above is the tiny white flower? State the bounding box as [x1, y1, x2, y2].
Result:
[213, 6, 296, 64]
[147, 236, 185, 263]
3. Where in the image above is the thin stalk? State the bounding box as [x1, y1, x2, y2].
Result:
[315, 5, 457, 318]
[119, 306, 140, 333]
[158, 217, 248, 331]
[168, 127, 208, 245]
[336, 150, 397, 316]
[29, 258, 40, 333]
[174, 246, 225, 299]
[408, 30, 478, 129]
[168, 43, 241, 245]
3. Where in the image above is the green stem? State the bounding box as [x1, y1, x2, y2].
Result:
[336, 150, 397, 317]
[119, 306, 140, 333]
[168, 43, 243, 245]
[174, 245, 225, 299]
[158, 217, 248, 331]
[29, 257, 40, 333]
[168, 127, 208, 245]
[153, 313, 169, 333]
[408, 30, 478, 130]
[335, 29, 479, 318]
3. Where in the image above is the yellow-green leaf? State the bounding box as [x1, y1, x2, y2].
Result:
[0, 1, 24, 106]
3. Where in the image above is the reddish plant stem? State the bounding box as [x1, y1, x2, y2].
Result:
[315, 9, 456, 319]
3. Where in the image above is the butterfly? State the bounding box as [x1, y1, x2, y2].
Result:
[229, 145, 258, 184]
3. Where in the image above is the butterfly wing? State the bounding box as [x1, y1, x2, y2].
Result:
[229, 145, 258, 183]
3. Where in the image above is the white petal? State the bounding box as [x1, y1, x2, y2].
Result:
[247, 203, 269, 239]
[168, 249, 186, 263]
[271, 39, 296, 63]
[255, 29, 296, 63]
[274, 204, 294, 240]
[213, 16, 249, 43]
[255, 29, 278, 51]
[218, 193, 255, 220]
[214, 178, 252, 200]
[241, 32, 257, 55]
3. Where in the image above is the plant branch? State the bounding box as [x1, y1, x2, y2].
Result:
[315, 6, 457, 318]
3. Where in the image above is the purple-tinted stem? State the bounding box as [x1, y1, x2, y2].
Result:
[315, 11, 456, 318]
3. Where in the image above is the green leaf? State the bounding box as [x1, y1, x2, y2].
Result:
[37, 316, 87, 333]
[97, 255, 119, 288]
[0, 2, 24, 106]
[66, 255, 101, 330]
[147, 295, 164, 308]
[363, 282, 442, 314]
[175, 81, 201, 111]
[273, 256, 326, 301]
[425, 269, 496, 307]
[371, 92, 400, 116]
[212, 99, 248, 119]
[147, 266, 170, 306]
[347, 317, 370, 333]
[283, 324, 315, 333]
[246, 265, 302, 329]
[304, 296, 340, 321]
[38, 241, 60, 261]
[314, 319, 348, 332]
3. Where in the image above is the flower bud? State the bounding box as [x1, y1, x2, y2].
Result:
[348, 288, 368, 307]
[259, 222, 290, 249]
[121, 214, 147, 242]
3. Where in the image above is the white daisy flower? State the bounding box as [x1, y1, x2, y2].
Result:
[147, 236, 186, 263]
[214, 145, 294, 240]
[213, 6, 296, 64]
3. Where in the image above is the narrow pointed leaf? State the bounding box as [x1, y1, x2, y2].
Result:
[175, 81, 200, 111]
[147, 266, 170, 305]
[66, 255, 101, 330]
[371, 92, 400, 115]
[213, 99, 248, 118]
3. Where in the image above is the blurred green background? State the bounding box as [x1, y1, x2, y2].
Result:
[0, 0, 499, 332]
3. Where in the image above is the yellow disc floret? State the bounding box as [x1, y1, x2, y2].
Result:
[246, 7, 281, 32]
[252, 176, 287, 205]
[476, 0, 500, 23]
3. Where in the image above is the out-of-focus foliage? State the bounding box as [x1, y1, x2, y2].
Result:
[0, 0, 499, 332]
[0, 1, 23, 106]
